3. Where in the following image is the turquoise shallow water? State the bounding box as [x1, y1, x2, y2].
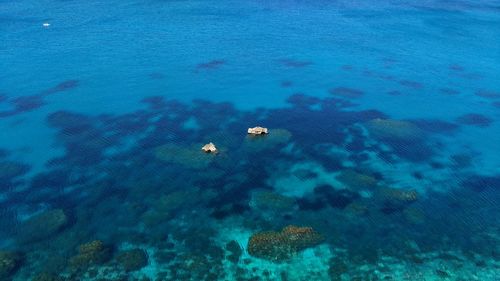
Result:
[1, 0, 500, 280]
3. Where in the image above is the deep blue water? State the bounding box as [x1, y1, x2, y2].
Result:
[1, 0, 500, 280]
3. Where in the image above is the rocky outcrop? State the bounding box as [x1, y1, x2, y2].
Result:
[201, 142, 217, 153]
[247, 126, 268, 135]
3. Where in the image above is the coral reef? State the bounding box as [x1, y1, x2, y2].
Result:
[116, 248, 148, 272]
[154, 144, 215, 169]
[17, 209, 68, 244]
[31, 272, 63, 281]
[376, 187, 419, 214]
[247, 225, 323, 261]
[0, 251, 22, 280]
[366, 118, 422, 140]
[69, 240, 111, 270]
[336, 169, 377, 191]
[251, 191, 295, 211]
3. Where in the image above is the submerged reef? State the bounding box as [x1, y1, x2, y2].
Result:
[0, 251, 22, 280]
[116, 248, 148, 272]
[1, 92, 498, 280]
[69, 240, 111, 270]
[154, 144, 216, 169]
[247, 225, 323, 261]
[366, 118, 422, 140]
[17, 209, 68, 244]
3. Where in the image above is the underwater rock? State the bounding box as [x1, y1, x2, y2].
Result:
[336, 169, 377, 191]
[0, 251, 22, 280]
[366, 118, 422, 140]
[155, 144, 215, 169]
[225, 240, 242, 264]
[116, 248, 148, 272]
[201, 142, 218, 153]
[247, 126, 268, 135]
[17, 209, 68, 243]
[69, 240, 111, 270]
[247, 225, 323, 261]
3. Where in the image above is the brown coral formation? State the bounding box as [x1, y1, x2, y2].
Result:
[0, 251, 22, 280]
[17, 209, 68, 243]
[69, 240, 111, 270]
[366, 118, 422, 140]
[247, 225, 323, 261]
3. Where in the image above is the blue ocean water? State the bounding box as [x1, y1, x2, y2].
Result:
[1, 0, 500, 280]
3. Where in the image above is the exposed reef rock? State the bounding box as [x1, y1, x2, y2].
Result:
[247, 126, 268, 135]
[201, 142, 217, 153]
[0, 251, 22, 280]
[116, 248, 148, 272]
[17, 209, 68, 244]
[247, 225, 323, 261]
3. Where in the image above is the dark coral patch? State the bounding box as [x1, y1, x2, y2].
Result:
[439, 88, 459, 95]
[329, 87, 364, 98]
[41, 79, 79, 96]
[341, 65, 353, 71]
[399, 80, 423, 89]
[286, 93, 320, 108]
[298, 185, 359, 210]
[141, 96, 168, 110]
[449, 64, 464, 72]
[195, 60, 225, 71]
[280, 80, 293, 87]
[411, 119, 459, 134]
[456, 113, 493, 127]
[277, 59, 312, 68]
[475, 90, 500, 99]
[462, 175, 500, 192]
[493, 101, 500, 108]
[387, 90, 402, 96]
[11, 95, 46, 112]
[149, 72, 165, 80]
